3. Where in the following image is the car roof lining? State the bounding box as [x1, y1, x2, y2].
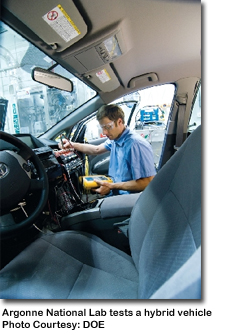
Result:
[1, 0, 201, 101]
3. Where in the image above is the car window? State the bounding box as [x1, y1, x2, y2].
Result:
[188, 83, 201, 133]
[0, 21, 96, 137]
[84, 84, 175, 168]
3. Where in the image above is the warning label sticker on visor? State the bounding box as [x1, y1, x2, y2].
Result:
[43, 4, 81, 42]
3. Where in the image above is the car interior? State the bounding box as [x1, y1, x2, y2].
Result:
[0, 0, 201, 299]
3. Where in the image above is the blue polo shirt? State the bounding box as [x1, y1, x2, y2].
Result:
[104, 127, 156, 194]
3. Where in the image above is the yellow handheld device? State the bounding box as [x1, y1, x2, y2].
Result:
[80, 175, 113, 190]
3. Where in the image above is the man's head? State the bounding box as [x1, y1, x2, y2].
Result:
[96, 104, 125, 124]
[96, 104, 125, 140]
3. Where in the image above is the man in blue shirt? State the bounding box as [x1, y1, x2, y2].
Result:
[59, 104, 156, 195]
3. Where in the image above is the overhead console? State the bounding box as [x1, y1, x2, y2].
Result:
[66, 30, 126, 73]
[63, 22, 128, 92]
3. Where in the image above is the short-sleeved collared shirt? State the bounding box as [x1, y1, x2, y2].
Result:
[104, 127, 156, 195]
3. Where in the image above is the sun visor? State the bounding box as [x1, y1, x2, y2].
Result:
[83, 65, 120, 92]
[2, 0, 87, 52]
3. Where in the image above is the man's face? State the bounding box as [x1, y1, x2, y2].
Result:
[99, 117, 124, 140]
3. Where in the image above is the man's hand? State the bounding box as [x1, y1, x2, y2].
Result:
[93, 180, 113, 196]
[93, 175, 155, 195]
[58, 138, 72, 150]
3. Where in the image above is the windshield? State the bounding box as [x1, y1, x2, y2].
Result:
[0, 21, 96, 137]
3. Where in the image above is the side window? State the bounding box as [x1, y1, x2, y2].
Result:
[84, 84, 175, 168]
[84, 116, 103, 140]
[124, 85, 175, 169]
[188, 84, 201, 133]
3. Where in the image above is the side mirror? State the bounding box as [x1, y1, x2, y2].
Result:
[32, 67, 73, 92]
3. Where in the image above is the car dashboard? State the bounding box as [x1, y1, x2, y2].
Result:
[0, 133, 95, 230]
[0, 133, 138, 265]
[20, 133, 96, 211]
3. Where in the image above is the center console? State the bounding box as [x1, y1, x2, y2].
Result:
[60, 193, 141, 230]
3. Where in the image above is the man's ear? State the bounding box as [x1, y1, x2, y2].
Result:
[117, 118, 123, 126]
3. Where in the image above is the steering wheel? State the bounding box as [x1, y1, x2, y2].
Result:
[0, 131, 49, 239]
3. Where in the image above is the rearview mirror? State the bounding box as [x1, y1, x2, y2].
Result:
[32, 67, 73, 92]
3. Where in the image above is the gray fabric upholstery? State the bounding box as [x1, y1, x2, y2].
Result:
[150, 246, 201, 299]
[0, 126, 201, 299]
[0, 231, 138, 299]
[129, 126, 201, 298]
[100, 193, 141, 219]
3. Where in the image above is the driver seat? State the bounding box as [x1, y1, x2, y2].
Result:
[0, 126, 201, 299]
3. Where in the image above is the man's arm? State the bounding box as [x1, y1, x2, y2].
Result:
[58, 138, 107, 155]
[94, 176, 155, 196]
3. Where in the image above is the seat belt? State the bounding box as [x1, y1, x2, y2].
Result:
[174, 94, 187, 151]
